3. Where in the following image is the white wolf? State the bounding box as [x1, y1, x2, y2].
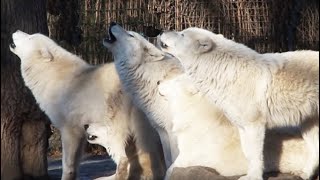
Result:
[85, 120, 165, 180]
[159, 28, 319, 180]
[102, 22, 183, 168]
[9, 30, 165, 180]
[158, 74, 309, 179]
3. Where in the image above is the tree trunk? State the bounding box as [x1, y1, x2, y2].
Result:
[1, 0, 51, 179]
[47, 0, 82, 51]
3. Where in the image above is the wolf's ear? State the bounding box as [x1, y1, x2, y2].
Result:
[196, 39, 214, 53]
[40, 48, 53, 62]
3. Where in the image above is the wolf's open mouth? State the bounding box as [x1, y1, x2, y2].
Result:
[104, 23, 117, 43]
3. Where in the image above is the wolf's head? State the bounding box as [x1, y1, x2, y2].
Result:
[84, 123, 111, 150]
[102, 22, 168, 66]
[157, 28, 221, 61]
[9, 30, 54, 63]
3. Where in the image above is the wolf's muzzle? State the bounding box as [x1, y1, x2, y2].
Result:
[104, 22, 117, 43]
[10, 43, 16, 49]
[87, 135, 97, 141]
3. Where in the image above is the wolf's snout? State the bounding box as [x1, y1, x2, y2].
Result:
[84, 124, 89, 130]
[12, 30, 29, 40]
[88, 135, 97, 141]
[10, 43, 16, 49]
[110, 22, 117, 27]
[159, 30, 172, 36]
[104, 23, 117, 44]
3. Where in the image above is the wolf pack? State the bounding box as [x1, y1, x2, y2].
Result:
[9, 22, 319, 180]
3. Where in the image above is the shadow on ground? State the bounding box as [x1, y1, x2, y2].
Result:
[48, 155, 116, 180]
[49, 155, 318, 180]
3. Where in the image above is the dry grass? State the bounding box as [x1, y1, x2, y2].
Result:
[296, 1, 319, 50]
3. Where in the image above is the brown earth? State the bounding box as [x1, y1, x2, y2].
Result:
[48, 155, 319, 180]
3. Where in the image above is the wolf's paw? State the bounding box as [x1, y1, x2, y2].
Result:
[300, 172, 313, 180]
[291, 171, 311, 180]
[94, 174, 116, 180]
[299, 165, 319, 180]
[238, 175, 263, 180]
[139, 175, 155, 180]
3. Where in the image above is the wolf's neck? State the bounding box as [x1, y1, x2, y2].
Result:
[184, 52, 264, 105]
[114, 58, 181, 128]
[106, 91, 133, 163]
[20, 57, 89, 105]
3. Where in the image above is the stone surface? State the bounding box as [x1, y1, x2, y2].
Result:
[171, 166, 318, 180]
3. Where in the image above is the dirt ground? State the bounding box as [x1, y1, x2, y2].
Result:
[48, 154, 318, 180]
[48, 155, 116, 180]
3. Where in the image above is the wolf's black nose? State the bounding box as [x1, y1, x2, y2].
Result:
[88, 135, 97, 141]
[84, 124, 89, 130]
[110, 22, 117, 27]
[159, 31, 163, 35]
[10, 43, 16, 49]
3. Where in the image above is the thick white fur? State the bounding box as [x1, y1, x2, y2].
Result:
[85, 112, 166, 180]
[9, 30, 165, 180]
[103, 24, 184, 168]
[158, 74, 309, 179]
[159, 28, 319, 180]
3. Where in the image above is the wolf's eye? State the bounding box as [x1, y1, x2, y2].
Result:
[181, 33, 184, 37]
[160, 41, 168, 48]
[128, 34, 134, 38]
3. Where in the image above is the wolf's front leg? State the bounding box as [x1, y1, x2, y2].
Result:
[238, 123, 265, 180]
[169, 134, 179, 163]
[61, 126, 86, 180]
[164, 163, 176, 180]
[115, 157, 129, 180]
[164, 155, 185, 180]
[156, 127, 173, 169]
[301, 119, 319, 180]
